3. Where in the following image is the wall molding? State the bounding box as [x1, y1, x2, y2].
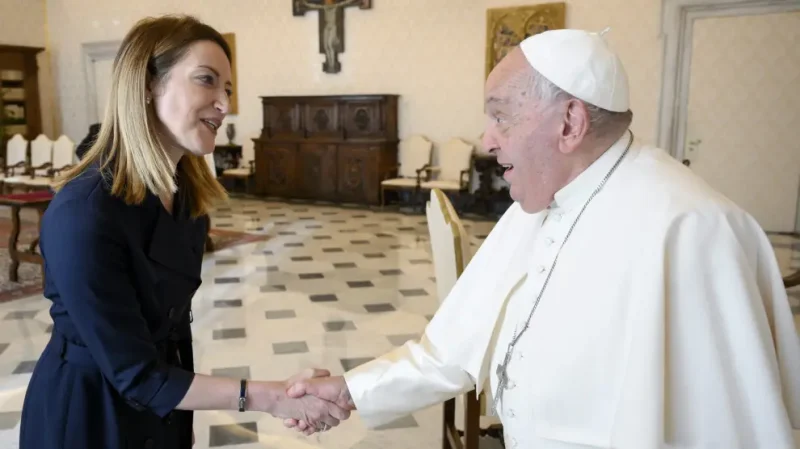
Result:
[81, 40, 120, 125]
[656, 0, 800, 159]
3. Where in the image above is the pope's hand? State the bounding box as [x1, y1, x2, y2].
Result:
[282, 375, 355, 435]
[268, 368, 350, 433]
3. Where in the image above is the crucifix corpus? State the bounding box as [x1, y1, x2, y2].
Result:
[293, 0, 372, 74]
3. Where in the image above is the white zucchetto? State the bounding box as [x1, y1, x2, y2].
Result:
[520, 28, 630, 112]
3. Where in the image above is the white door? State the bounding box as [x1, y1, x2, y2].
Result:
[683, 11, 800, 233]
[92, 58, 114, 123]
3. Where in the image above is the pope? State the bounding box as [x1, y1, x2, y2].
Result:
[285, 28, 800, 448]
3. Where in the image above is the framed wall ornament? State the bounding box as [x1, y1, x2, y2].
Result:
[485, 2, 566, 77]
[222, 33, 238, 114]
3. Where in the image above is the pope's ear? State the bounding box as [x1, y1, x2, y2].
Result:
[558, 99, 590, 154]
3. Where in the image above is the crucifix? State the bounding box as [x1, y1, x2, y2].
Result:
[293, 0, 372, 73]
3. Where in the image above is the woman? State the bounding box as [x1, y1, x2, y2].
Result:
[19, 15, 347, 449]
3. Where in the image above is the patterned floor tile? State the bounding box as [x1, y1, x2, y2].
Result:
[210, 366, 251, 380]
[323, 320, 357, 331]
[214, 299, 243, 308]
[0, 412, 21, 430]
[364, 303, 396, 313]
[273, 341, 309, 355]
[340, 357, 375, 371]
[209, 422, 259, 446]
[4, 310, 38, 320]
[265, 310, 296, 319]
[212, 328, 246, 340]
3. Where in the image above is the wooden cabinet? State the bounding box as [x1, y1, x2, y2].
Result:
[253, 94, 398, 205]
[0, 45, 45, 162]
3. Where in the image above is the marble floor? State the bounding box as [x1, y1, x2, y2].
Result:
[0, 196, 797, 449]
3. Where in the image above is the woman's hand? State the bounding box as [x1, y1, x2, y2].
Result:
[248, 368, 350, 432]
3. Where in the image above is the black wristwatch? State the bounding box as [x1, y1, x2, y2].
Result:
[238, 379, 247, 412]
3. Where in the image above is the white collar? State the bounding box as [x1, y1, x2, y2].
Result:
[551, 130, 633, 213]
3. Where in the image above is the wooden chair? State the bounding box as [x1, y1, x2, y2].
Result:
[4, 134, 53, 192]
[1, 134, 29, 191]
[380, 134, 433, 208]
[420, 138, 474, 213]
[16, 135, 75, 191]
[426, 188, 502, 449]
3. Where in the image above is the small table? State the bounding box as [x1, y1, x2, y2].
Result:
[0, 191, 53, 284]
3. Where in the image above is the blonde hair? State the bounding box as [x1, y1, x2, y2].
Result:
[52, 15, 229, 217]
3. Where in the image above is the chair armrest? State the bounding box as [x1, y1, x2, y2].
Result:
[49, 164, 74, 177]
[415, 164, 440, 182]
[30, 162, 52, 178]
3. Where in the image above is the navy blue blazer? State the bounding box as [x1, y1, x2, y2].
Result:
[20, 165, 207, 449]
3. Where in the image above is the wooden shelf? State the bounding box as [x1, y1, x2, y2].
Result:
[0, 44, 44, 144]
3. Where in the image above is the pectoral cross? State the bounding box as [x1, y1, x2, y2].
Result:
[492, 343, 514, 414]
[292, 0, 372, 74]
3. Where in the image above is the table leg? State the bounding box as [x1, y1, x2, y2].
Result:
[8, 205, 21, 282]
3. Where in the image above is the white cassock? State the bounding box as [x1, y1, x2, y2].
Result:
[344, 131, 800, 449]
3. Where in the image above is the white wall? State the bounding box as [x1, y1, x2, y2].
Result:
[42, 0, 664, 166]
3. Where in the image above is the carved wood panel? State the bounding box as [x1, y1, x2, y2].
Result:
[303, 101, 341, 139]
[263, 101, 301, 139]
[297, 144, 337, 199]
[337, 145, 379, 203]
[261, 144, 296, 196]
[343, 101, 382, 138]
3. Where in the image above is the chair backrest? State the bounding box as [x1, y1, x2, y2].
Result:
[5, 134, 27, 169]
[438, 138, 474, 182]
[30, 134, 53, 175]
[52, 135, 75, 170]
[397, 135, 432, 178]
[204, 153, 217, 179]
[426, 188, 471, 304]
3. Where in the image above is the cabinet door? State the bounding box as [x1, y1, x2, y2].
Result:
[297, 144, 337, 200]
[342, 100, 383, 139]
[255, 143, 296, 197]
[303, 101, 341, 140]
[337, 145, 380, 204]
[262, 101, 302, 140]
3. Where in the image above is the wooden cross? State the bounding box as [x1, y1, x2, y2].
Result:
[293, 0, 372, 73]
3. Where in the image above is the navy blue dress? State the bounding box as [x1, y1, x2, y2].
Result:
[20, 165, 207, 449]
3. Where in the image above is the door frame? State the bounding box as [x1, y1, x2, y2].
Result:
[656, 0, 800, 160]
[81, 40, 121, 126]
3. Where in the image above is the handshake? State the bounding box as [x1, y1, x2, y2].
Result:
[273, 368, 355, 436]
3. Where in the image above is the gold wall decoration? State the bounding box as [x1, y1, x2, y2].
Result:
[485, 3, 566, 78]
[222, 33, 238, 115]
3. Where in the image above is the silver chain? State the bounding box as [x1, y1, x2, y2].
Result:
[492, 130, 634, 414]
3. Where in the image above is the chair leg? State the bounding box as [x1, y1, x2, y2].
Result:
[464, 390, 480, 449]
[442, 398, 456, 449]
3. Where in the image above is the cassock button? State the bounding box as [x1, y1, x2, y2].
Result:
[168, 307, 175, 320]
[143, 438, 155, 449]
[545, 237, 554, 246]
[537, 265, 546, 274]
[508, 408, 516, 417]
